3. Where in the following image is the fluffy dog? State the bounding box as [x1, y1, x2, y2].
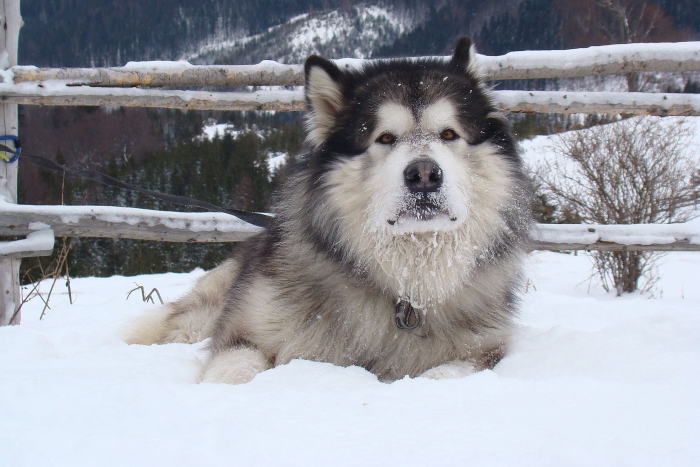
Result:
[124, 36, 532, 384]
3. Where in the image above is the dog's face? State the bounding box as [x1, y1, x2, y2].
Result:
[359, 97, 475, 235]
[302, 37, 523, 240]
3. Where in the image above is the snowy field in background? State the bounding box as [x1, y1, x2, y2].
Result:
[519, 115, 700, 168]
[2, 250, 699, 466]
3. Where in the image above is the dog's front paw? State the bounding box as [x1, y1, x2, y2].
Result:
[419, 361, 476, 380]
[199, 348, 271, 385]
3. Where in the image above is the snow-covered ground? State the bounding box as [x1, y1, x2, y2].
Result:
[2, 250, 699, 466]
[199, 122, 243, 141]
[286, 5, 411, 60]
[519, 116, 700, 168]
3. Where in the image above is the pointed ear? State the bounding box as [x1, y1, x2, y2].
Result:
[304, 55, 346, 147]
[449, 36, 477, 74]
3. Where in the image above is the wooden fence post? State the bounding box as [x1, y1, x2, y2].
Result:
[0, 0, 22, 325]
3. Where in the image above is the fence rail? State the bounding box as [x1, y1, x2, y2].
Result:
[2, 85, 698, 115]
[2, 41, 699, 115]
[1, 202, 698, 253]
[532, 223, 700, 252]
[9, 41, 700, 87]
[0, 201, 261, 244]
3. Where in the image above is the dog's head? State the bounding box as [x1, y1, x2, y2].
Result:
[289, 37, 531, 304]
[302, 37, 525, 238]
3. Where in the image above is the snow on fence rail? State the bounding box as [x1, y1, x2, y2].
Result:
[1, 202, 699, 252]
[0, 201, 261, 244]
[1, 41, 699, 115]
[533, 223, 700, 252]
[0, 225, 54, 259]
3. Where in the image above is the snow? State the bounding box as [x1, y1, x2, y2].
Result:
[1, 251, 699, 465]
[27, 221, 50, 231]
[200, 122, 243, 140]
[533, 220, 700, 246]
[520, 115, 700, 169]
[477, 41, 700, 76]
[122, 60, 194, 70]
[288, 6, 408, 60]
[0, 228, 54, 256]
[0, 58, 15, 88]
[267, 151, 288, 173]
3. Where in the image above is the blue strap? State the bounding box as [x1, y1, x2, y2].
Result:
[0, 135, 21, 163]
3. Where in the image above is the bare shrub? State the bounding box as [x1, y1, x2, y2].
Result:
[536, 117, 699, 295]
[15, 238, 74, 322]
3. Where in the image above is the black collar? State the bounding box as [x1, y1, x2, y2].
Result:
[395, 299, 422, 330]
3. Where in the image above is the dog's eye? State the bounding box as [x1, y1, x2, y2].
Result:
[377, 133, 396, 145]
[441, 129, 458, 141]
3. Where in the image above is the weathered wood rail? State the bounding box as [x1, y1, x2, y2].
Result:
[9, 42, 700, 87]
[1, 42, 699, 115]
[1, 202, 698, 252]
[1, 86, 698, 115]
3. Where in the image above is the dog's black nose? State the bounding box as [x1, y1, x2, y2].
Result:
[404, 160, 443, 193]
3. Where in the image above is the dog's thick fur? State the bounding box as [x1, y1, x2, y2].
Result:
[124, 37, 532, 384]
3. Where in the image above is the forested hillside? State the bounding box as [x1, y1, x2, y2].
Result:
[20, 0, 349, 66]
[21, 109, 303, 277]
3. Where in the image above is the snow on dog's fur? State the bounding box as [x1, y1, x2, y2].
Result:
[123, 37, 533, 384]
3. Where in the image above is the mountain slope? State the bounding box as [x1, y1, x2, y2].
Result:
[195, 5, 420, 65]
[19, 0, 349, 67]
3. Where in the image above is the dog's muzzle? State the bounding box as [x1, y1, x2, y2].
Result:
[386, 158, 458, 226]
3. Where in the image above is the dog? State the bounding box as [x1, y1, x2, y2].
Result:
[123, 36, 533, 384]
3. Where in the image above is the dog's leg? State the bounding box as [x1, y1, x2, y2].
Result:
[198, 347, 271, 385]
[121, 303, 182, 345]
[122, 259, 237, 345]
[420, 341, 506, 380]
[419, 361, 477, 380]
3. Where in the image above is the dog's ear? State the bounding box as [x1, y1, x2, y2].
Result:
[449, 36, 477, 74]
[304, 55, 346, 147]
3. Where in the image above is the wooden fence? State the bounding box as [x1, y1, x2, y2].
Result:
[0, 0, 699, 324]
[2, 42, 700, 115]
